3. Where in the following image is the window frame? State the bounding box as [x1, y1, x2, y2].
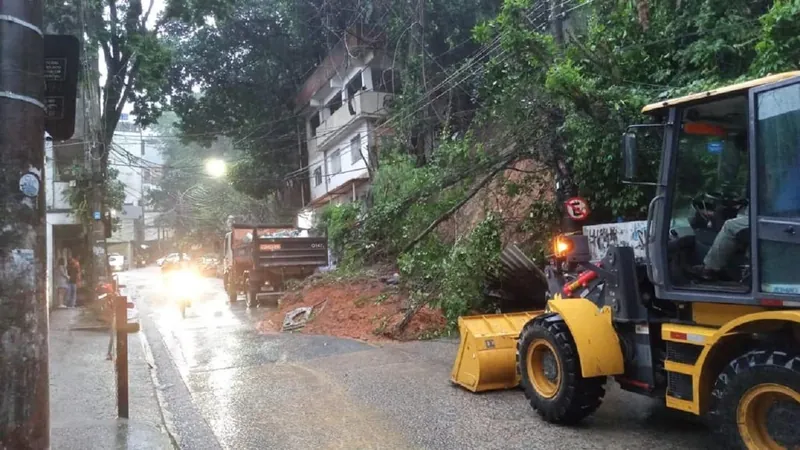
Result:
[313, 167, 322, 187]
[351, 134, 362, 164]
[330, 149, 341, 175]
[749, 77, 800, 302]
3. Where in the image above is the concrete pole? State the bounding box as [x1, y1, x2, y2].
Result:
[0, 0, 50, 448]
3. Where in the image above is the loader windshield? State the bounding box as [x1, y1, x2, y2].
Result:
[670, 127, 748, 225]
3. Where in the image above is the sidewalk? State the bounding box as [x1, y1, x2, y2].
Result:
[50, 308, 174, 450]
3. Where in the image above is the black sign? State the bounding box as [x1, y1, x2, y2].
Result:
[44, 35, 80, 140]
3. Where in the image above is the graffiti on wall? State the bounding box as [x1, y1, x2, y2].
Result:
[583, 221, 648, 262]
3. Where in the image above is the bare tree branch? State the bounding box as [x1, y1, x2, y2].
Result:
[108, 0, 120, 61]
[142, 0, 156, 28]
[401, 154, 515, 254]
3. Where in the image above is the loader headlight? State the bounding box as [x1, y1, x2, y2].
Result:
[167, 270, 202, 297]
[554, 236, 573, 258]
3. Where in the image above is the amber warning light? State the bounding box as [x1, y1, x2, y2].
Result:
[553, 236, 573, 258]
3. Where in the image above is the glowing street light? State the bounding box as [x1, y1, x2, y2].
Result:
[205, 158, 227, 178]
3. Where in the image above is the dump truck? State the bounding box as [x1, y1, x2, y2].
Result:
[223, 223, 328, 307]
[451, 72, 800, 450]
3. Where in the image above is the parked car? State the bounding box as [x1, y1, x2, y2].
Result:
[108, 253, 125, 272]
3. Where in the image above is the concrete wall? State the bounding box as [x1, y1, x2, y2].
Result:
[45, 138, 78, 211]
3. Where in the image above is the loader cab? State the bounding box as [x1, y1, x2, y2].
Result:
[626, 72, 800, 307]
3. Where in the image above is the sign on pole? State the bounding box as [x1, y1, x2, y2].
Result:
[44, 35, 79, 140]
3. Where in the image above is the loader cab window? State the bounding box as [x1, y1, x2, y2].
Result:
[753, 82, 800, 295]
[666, 96, 751, 291]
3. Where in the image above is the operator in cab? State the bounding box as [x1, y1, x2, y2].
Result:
[690, 133, 749, 280]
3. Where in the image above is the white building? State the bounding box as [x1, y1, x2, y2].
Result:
[108, 117, 165, 263]
[295, 33, 394, 227]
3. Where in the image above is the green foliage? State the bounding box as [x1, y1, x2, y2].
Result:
[476, 0, 795, 223]
[518, 199, 560, 262]
[438, 215, 503, 325]
[317, 202, 362, 266]
[752, 1, 800, 75]
[355, 134, 491, 259]
[65, 165, 126, 229]
[397, 215, 502, 327]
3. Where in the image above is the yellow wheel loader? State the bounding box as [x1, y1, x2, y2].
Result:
[451, 72, 800, 449]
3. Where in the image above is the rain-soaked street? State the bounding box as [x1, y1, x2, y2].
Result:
[119, 267, 713, 450]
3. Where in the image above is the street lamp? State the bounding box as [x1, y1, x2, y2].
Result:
[205, 158, 227, 178]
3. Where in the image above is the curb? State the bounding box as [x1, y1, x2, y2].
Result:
[139, 326, 181, 450]
[69, 325, 110, 331]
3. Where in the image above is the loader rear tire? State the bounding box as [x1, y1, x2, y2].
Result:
[709, 349, 800, 450]
[517, 313, 606, 424]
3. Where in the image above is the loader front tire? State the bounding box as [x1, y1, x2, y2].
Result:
[517, 313, 606, 424]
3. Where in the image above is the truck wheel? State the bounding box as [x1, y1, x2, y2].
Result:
[516, 313, 606, 424]
[246, 288, 258, 308]
[228, 285, 238, 303]
[710, 349, 800, 450]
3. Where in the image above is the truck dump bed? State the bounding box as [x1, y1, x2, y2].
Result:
[231, 224, 328, 269]
[254, 236, 328, 267]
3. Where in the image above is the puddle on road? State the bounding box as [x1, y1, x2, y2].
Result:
[193, 362, 413, 450]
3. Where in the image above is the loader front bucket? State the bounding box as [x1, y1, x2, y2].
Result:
[450, 311, 542, 393]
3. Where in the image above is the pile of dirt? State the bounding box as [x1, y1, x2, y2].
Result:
[257, 275, 446, 342]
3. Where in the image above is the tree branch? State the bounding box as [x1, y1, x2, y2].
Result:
[142, 0, 156, 28]
[114, 58, 142, 123]
[401, 155, 514, 254]
[108, 0, 120, 61]
[100, 40, 114, 70]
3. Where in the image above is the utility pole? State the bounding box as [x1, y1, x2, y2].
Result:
[0, 0, 50, 448]
[549, 0, 565, 46]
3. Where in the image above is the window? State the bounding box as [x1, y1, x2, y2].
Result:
[346, 72, 363, 99]
[327, 94, 342, 116]
[665, 96, 751, 289]
[309, 113, 320, 137]
[754, 82, 800, 294]
[314, 167, 322, 186]
[53, 139, 84, 181]
[351, 134, 362, 164]
[330, 150, 341, 175]
[756, 86, 800, 218]
[142, 168, 153, 185]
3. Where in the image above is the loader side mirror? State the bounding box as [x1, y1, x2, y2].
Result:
[622, 132, 637, 181]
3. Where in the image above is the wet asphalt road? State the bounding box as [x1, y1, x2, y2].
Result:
[120, 267, 713, 450]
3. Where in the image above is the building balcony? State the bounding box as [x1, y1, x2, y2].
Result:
[310, 91, 392, 153]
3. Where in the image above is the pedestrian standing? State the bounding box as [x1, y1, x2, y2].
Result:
[56, 257, 69, 308]
[66, 256, 80, 308]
